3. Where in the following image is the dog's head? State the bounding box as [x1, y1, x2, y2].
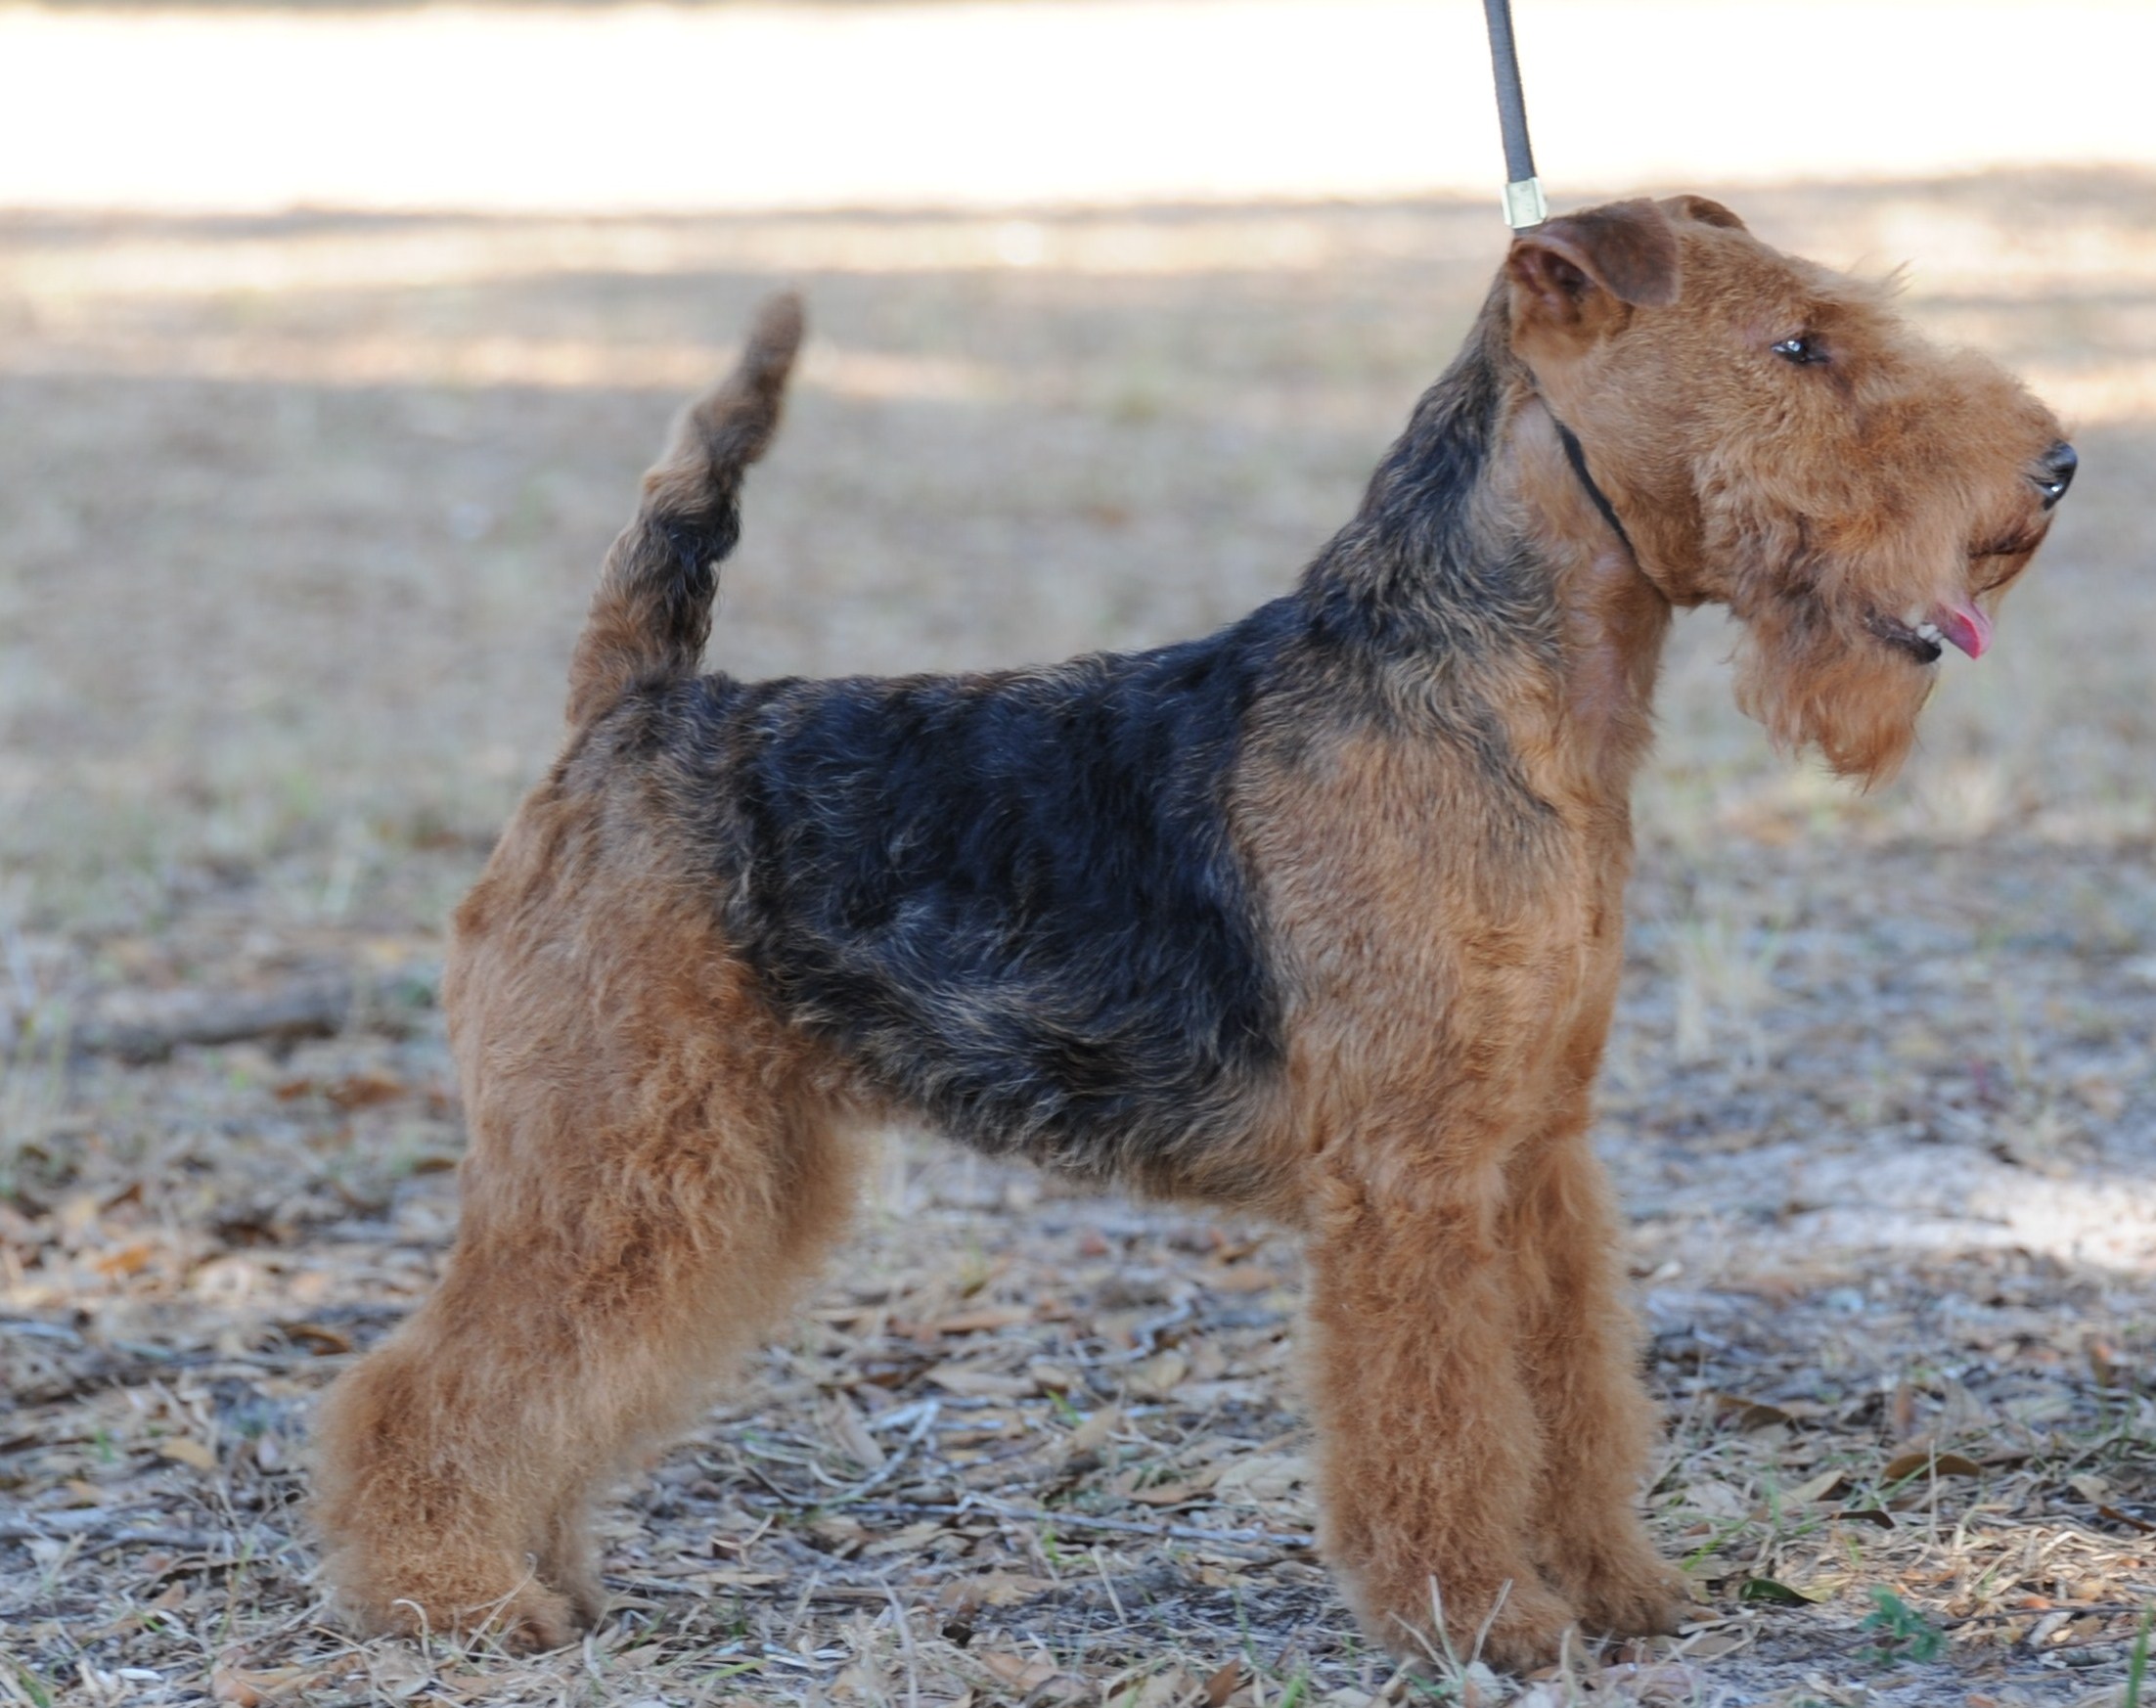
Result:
[1504, 195, 2072, 786]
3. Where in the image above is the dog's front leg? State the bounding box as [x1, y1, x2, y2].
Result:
[1507, 1110, 1689, 1641]
[1303, 1151, 1578, 1673]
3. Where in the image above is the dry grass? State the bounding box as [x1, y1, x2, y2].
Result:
[3, 171, 2155, 1707]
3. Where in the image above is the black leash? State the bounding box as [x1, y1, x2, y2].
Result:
[1482, 1, 1636, 557]
[1481, 0, 1547, 230]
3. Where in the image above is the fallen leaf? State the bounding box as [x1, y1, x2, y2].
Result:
[1203, 1659, 1245, 1707]
[280, 1323, 353, 1356]
[862, 1519, 944, 1555]
[91, 1239, 158, 1278]
[1783, 1467, 1850, 1506]
[159, 1438, 218, 1471]
[327, 1073, 406, 1109]
[826, 1396, 885, 1471]
[1207, 1266, 1280, 1294]
[1066, 1406, 1123, 1455]
[1584, 1664, 1702, 1704]
[926, 1364, 1034, 1399]
[977, 1650, 1058, 1691]
[1214, 1453, 1308, 1505]
[1714, 1394, 1793, 1432]
[366, 1648, 430, 1700]
[1737, 1576, 1819, 1607]
[1129, 1349, 1188, 1399]
[211, 1666, 317, 1705]
[210, 1667, 260, 1708]
[1882, 1450, 1982, 1481]
[933, 1306, 1032, 1334]
[1679, 1480, 1749, 1519]
[938, 1573, 1060, 1610]
[1125, 1480, 1203, 1507]
[1129, 1668, 1200, 1708]
[2029, 1609, 2073, 1649]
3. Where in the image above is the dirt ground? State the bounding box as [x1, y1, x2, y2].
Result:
[4, 171, 2156, 1707]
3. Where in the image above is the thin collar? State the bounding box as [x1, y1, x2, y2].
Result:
[1546, 411, 1639, 564]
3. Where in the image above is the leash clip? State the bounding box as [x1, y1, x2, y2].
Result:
[1501, 177, 1548, 231]
[1483, 0, 1547, 230]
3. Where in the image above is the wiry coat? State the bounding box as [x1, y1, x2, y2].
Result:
[312, 198, 2071, 1670]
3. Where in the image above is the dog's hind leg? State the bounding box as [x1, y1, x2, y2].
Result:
[313, 891, 858, 1648]
[314, 1095, 856, 1645]
[313, 292, 827, 1647]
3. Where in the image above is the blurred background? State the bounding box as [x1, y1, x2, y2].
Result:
[3, 4, 2154, 1704]
[3, 0, 2153, 911]
[5, 0, 2155, 905]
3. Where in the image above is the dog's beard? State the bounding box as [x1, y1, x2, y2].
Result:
[1729, 590, 1936, 787]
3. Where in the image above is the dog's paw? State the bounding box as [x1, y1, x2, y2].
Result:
[479, 1583, 589, 1654]
[329, 1557, 590, 1653]
[1367, 1575, 1578, 1676]
[1562, 1553, 1692, 1641]
[1461, 1578, 1579, 1674]
[536, 1544, 607, 1631]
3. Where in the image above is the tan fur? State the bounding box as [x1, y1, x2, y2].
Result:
[311, 202, 2068, 1673]
[314, 775, 863, 1646]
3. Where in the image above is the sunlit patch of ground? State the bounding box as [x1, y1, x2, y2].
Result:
[3, 173, 2155, 1705]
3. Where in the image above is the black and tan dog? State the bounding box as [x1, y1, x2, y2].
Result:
[314, 197, 2073, 1669]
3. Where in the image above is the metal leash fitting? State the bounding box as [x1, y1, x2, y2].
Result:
[1481, 0, 1548, 229]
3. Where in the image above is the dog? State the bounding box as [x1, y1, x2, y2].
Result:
[313, 195, 2073, 1670]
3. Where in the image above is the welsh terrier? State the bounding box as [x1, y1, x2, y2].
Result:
[313, 196, 2074, 1670]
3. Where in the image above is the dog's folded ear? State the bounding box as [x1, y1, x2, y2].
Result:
[1505, 200, 1682, 341]
[1662, 193, 1747, 233]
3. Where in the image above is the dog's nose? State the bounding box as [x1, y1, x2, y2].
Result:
[2034, 440, 2077, 508]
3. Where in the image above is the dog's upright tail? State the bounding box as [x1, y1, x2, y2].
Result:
[566, 292, 803, 727]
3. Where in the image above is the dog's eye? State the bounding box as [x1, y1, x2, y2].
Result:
[1772, 335, 1827, 367]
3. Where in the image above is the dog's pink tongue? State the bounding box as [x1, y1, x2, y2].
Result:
[1933, 599, 1993, 658]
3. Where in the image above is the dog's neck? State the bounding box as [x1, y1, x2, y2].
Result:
[1294, 300, 1674, 814]
[1505, 394, 1673, 807]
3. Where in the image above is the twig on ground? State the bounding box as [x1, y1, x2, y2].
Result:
[856, 1499, 1312, 1554]
[0, 1512, 226, 1555]
[67, 981, 357, 1063]
[827, 1400, 941, 1506]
